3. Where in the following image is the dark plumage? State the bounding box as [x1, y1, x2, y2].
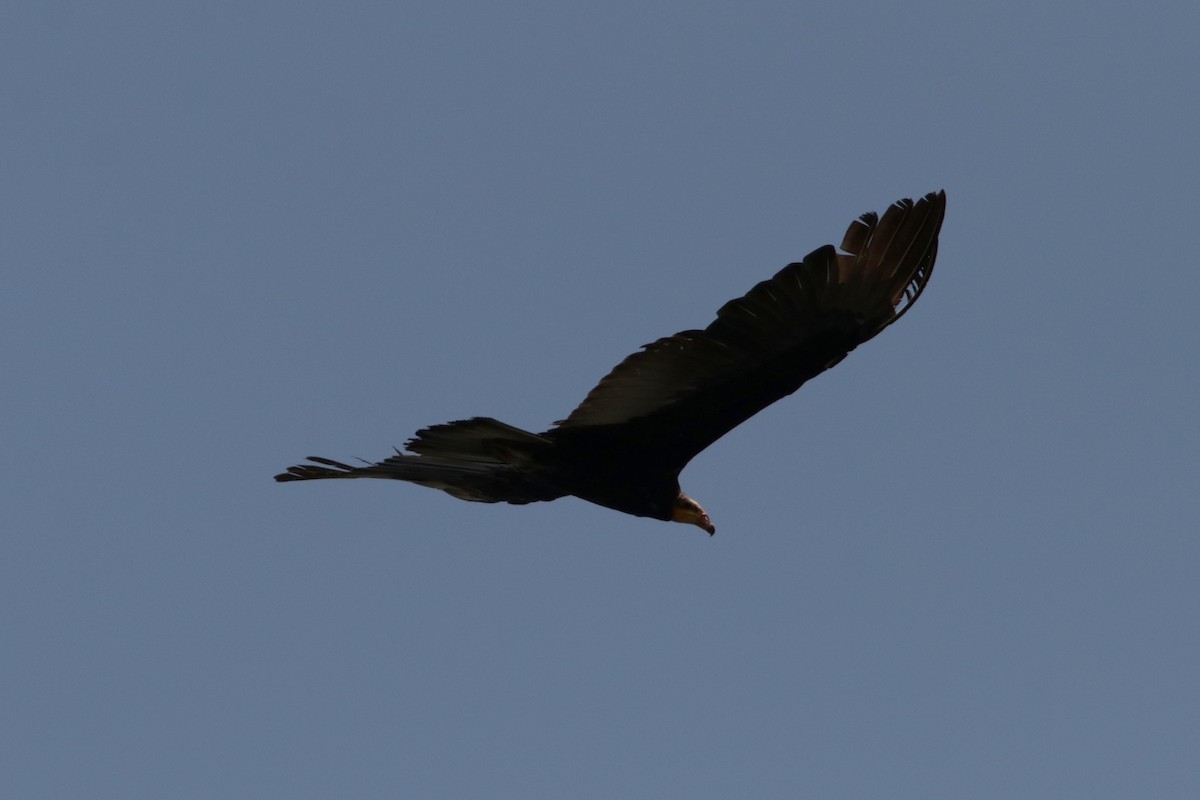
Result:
[276, 191, 946, 534]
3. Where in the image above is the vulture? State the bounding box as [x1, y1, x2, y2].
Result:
[276, 191, 946, 535]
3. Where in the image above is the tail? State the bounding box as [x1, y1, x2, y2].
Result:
[274, 417, 565, 504]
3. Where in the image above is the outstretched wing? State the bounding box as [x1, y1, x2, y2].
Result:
[549, 191, 945, 467]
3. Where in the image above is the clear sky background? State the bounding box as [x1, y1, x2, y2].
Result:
[4, 2, 1197, 798]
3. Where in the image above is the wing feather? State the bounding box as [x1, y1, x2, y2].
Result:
[550, 191, 945, 464]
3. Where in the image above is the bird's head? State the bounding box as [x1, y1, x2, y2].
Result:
[671, 493, 715, 535]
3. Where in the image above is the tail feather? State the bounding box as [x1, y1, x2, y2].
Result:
[274, 456, 371, 481]
[274, 418, 565, 504]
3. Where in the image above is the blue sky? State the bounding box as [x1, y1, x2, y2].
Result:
[4, 2, 1197, 797]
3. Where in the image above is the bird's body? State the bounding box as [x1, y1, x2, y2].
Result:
[276, 191, 947, 534]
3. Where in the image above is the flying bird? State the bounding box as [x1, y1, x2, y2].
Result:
[276, 191, 946, 534]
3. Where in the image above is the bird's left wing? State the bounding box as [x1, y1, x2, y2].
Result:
[550, 191, 945, 465]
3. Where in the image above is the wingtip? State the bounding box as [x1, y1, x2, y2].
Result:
[920, 189, 947, 215]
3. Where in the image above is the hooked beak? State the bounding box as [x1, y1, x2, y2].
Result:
[672, 494, 716, 536]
